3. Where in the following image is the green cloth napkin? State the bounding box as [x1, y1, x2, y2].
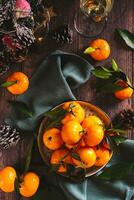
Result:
[6, 51, 134, 200]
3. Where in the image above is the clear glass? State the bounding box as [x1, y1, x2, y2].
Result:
[74, 0, 114, 38]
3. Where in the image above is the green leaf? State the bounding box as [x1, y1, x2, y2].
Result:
[0, 81, 17, 88]
[84, 47, 95, 54]
[44, 107, 67, 120]
[101, 67, 112, 72]
[107, 128, 127, 134]
[112, 135, 127, 145]
[116, 28, 134, 49]
[45, 107, 67, 130]
[112, 59, 119, 71]
[98, 82, 123, 93]
[9, 100, 33, 118]
[97, 162, 134, 181]
[24, 137, 35, 172]
[106, 135, 119, 154]
[92, 69, 112, 79]
[71, 153, 81, 161]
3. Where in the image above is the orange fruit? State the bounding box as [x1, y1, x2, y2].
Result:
[6, 72, 29, 95]
[86, 39, 110, 61]
[95, 147, 111, 167]
[72, 147, 96, 168]
[20, 172, 40, 197]
[62, 101, 85, 124]
[50, 149, 72, 173]
[82, 116, 103, 130]
[114, 87, 133, 100]
[0, 166, 16, 193]
[43, 128, 63, 150]
[84, 124, 104, 147]
[61, 120, 83, 145]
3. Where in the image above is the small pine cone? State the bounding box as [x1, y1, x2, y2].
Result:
[113, 109, 134, 130]
[0, 123, 21, 149]
[0, 0, 12, 27]
[52, 25, 73, 44]
[16, 24, 35, 47]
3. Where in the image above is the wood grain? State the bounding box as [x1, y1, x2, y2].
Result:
[0, 0, 133, 199]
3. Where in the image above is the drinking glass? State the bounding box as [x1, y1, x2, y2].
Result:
[74, 0, 114, 38]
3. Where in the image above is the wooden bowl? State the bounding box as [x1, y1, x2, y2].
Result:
[38, 101, 112, 179]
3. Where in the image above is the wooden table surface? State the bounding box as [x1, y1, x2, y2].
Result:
[0, 0, 134, 199]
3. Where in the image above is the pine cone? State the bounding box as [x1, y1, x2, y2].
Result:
[113, 109, 134, 130]
[52, 25, 73, 44]
[0, 123, 21, 149]
[16, 24, 35, 47]
[0, 0, 13, 27]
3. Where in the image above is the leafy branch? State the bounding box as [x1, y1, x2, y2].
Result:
[92, 59, 134, 93]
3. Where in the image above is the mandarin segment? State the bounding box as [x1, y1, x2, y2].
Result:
[0, 166, 16, 193]
[61, 120, 83, 145]
[84, 124, 104, 147]
[43, 128, 63, 150]
[6, 72, 29, 95]
[19, 172, 40, 197]
[72, 147, 96, 168]
[95, 147, 111, 167]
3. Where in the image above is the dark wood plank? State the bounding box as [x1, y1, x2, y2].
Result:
[0, 0, 133, 199]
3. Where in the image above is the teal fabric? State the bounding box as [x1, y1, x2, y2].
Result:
[6, 51, 92, 131]
[6, 51, 134, 200]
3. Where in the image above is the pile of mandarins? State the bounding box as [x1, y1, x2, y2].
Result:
[43, 101, 111, 173]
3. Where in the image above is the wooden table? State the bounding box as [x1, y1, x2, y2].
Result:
[0, 0, 134, 199]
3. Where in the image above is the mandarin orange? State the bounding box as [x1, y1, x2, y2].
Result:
[20, 172, 40, 197]
[62, 101, 85, 124]
[95, 147, 111, 167]
[0, 166, 16, 193]
[114, 87, 133, 100]
[61, 120, 83, 145]
[85, 39, 110, 61]
[6, 72, 29, 95]
[82, 115, 103, 130]
[43, 128, 63, 150]
[72, 147, 96, 168]
[84, 124, 104, 147]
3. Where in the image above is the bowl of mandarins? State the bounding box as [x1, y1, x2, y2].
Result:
[38, 101, 112, 180]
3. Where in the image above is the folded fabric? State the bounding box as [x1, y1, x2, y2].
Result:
[6, 51, 134, 200]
